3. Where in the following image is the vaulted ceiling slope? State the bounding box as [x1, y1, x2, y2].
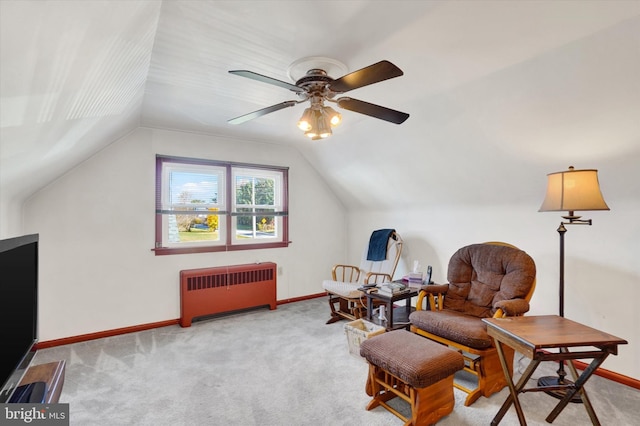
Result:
[1, 1, 639, 210]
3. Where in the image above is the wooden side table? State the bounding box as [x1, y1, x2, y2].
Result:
[364, 287, 417, 330]
[483, 315, 627, 426]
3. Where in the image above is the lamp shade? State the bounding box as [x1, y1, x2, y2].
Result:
[323, 106, 342, 127]
[316, 109, 332, 138]
[297, 108, 314, 131]
[539, 166, 609, 212]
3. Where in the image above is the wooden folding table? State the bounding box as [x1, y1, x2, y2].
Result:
[483, 315, 627, 426]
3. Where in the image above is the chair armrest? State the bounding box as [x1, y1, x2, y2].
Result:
[493, 298, 530, 317]
[415, 284, 448, 311]
[364, 272, 392, 285]
[332, 264, 361, 282]
[420, 283, 449, 294]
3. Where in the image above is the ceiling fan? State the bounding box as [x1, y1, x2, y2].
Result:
[228, 58, 409, 140]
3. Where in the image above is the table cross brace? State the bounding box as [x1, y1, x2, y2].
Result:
[491, 342, 610, 426]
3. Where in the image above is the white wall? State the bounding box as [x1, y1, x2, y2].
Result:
[14, 125, 640, 381]
[23, 128, 346, 340]
[346, 198, 640, 380]
[0, 193, 22, 239]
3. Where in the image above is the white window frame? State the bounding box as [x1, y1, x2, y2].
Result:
[231, 167, 283, 245]
[155, 156, 289, 255]
[161, 162, 226, 249]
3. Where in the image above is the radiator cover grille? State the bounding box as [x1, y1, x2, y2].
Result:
[180, 262, 277, 327]
[186, 268, 275, 291]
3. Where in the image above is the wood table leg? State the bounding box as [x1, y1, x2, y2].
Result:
[562, 348, 600, 424]
[491, 341, 540, 426]
[545, 351, 608, 425]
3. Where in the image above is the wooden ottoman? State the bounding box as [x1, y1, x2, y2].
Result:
[360, 329, 464, 426]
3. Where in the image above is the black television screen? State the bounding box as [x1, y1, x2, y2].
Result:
[0, 234, 39, 403]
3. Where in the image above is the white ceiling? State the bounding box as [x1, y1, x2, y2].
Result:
[1, 1, 639, 210]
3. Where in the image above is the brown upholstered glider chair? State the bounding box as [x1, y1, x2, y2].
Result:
[322, 230, 403, 324]
[409, 242, 536, 406]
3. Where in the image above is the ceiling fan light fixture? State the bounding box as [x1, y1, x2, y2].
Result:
[323, 106, 342, 127]
[301, 109, 331, 139]
[316, 109, 332, 138]
[305, 130, 320, 140]
[229, 59, 409, 139]
[297, 107, 313, 131]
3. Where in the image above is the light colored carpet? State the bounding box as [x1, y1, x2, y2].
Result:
[33, 298, 639, 425]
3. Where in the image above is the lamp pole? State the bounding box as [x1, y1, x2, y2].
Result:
[538, 216, 590, 402]
[558, 223, 566, 318]
[553, 222, 569, 387]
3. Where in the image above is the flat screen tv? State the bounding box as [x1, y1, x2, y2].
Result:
[0, 234, 39, 403]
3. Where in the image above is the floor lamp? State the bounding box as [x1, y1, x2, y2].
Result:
[538, 166, 609, 401]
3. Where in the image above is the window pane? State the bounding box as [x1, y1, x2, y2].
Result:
[235, 175, 276, 207]
[255, 178, 275, 206]
[235, 176, 253, 206]
[233, 208, 282, 244]
[234, 208, 277, 240]
[256, 209, 276, 237]
[168, 211, 222, 244]
[170, 171, 219, 206]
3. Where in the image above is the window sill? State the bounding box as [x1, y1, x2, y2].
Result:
[152, 241, 290, 255]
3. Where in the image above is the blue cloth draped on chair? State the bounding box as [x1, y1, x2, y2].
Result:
[367, 229, 396, 261]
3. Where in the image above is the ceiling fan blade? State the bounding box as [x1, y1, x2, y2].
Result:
[328, 60, 404, 93]
[228, 101, 297, 125]
[229, 70, 304, 93]
[337, 97, 409, 124]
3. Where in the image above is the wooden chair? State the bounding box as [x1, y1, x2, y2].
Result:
[409, 242, 536, 406]
[322, 230, 403, 324]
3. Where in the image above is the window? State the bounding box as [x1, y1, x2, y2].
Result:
[155, 156, 289, 255]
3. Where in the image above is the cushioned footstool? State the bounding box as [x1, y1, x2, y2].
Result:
[360, 329, 464, 426]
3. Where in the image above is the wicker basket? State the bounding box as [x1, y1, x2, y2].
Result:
[344, 319, 385, 357]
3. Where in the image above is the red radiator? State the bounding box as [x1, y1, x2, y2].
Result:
[179, 262, 277, 327]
